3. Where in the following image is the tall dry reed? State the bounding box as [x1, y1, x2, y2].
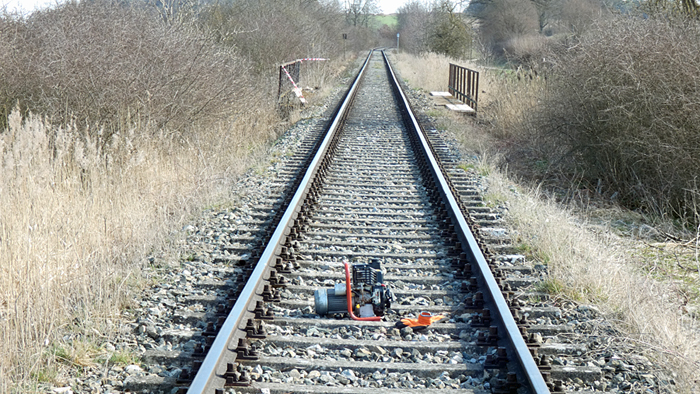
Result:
[0, 106, 277, 390]
[391, 52, 456, 92]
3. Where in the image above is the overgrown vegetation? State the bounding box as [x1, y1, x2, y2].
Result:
[397, 0, 474, 58]
[200, 0, 345, 74]
[0, 2, 253, 134]
[395, 0, 700, 223]
[473, 0, 608, 64]
[0, 0, 378, 390]
[518, 17, 700, 221]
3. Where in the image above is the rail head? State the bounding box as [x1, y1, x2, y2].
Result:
[382, 50, 550, 394]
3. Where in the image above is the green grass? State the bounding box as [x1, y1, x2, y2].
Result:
[370, 14, 398, 28]
[424, 109, 443, 118]
[457, 163, 475, 172]
[435, 122, 448, 131]
[49, 344, 73, 366]
[31, 368, 58, 384]
[634, 244, 700, 308]
[514, 241, 551, 266]
[108, 350, 140, 366]
[536, 278, 565, 295]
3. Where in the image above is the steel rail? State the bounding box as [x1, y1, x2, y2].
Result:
[382, 50, 550, 394]
[186, 51, 373, 394]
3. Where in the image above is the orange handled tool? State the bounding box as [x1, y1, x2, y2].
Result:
[400, 311, 445, 327]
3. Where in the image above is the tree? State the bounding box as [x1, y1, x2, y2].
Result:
[397, 0, 431, 52]
[480, 0, 540, 59]
[429, 0, 473, 58]
[557, 0, 605, 34]
[647, 0, 700, 17]
[531, 0, 557, 33]
[199, 0, 345, 72]
[346, 0, 379, 27]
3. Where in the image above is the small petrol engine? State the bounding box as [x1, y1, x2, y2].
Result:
[314, 260, 393, 318]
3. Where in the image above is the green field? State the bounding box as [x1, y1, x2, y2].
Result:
[371, 13, 398, 29]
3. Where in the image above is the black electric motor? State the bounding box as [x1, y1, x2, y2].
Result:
[314, 260, 393, 317]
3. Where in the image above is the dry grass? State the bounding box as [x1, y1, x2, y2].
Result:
[392, 51, 700, 392]
[0, 106, 278, 391]
[477, 67, 547, 142]
[389, 51, 545, 146]
[391, 52, 457, 93]
[483, 171, 700, 392]
[389, 51, 495, 155]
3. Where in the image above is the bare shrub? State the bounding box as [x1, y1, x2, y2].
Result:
[522, 16, 700, 220]
[0, 0, 253, 134]
[556, 0, 607, 34]
[397, 1, 431, 53]
[0, 15, 31, 126]
[480, 0, 540, 61]
[645, 0, 700, 18]
[200, 0, 345, 74]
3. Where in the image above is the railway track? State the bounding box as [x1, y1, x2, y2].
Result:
[115, 50, 655, 394]
[170, 50, 551, 394]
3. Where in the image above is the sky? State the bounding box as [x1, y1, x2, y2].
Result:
[378, 0, 406, 14]
[1, 0, 52, 14]
[1, 0, 408, 15]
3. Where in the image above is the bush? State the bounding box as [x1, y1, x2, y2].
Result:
[397, 1, 431, 53]
[199, 0, 345, 74]
[397, 0, 473, 58]
[0, 1, 253, 135]
[479, 0, 540, 61]
[556, 0, 606, 34]
[428, 1, 474, 59]
[521, 16, 700, 219]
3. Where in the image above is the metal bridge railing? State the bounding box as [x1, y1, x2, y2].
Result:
[278, 59, 303, 116]
[448, 63, 479, 115]
[277, 58, 328, 117]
